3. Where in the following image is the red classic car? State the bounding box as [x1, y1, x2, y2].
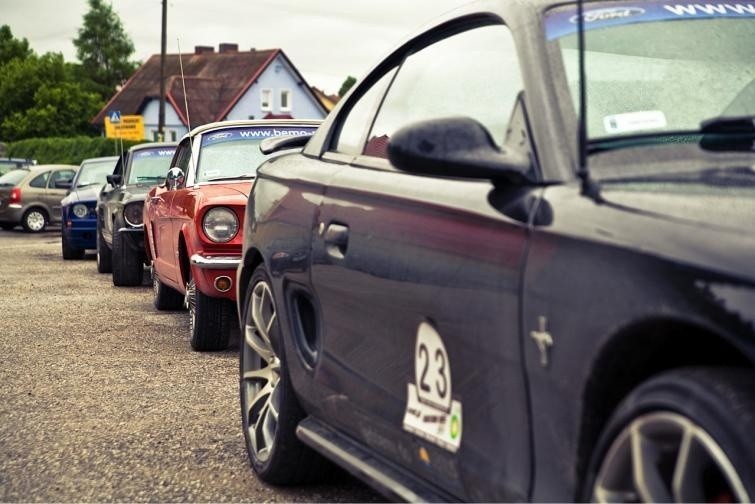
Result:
[144, 119, 320, 351]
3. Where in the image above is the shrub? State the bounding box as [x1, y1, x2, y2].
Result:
[6, 136, 144, 165]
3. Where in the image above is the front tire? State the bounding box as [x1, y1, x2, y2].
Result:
[186, 273, 232, 351]
[22, 208, 47, 233]
[112, 228, 143, 286]
[62, 231, 85, 260]
[153, 269, 184, 310]
[586, 368, 755, 503]
[96, 221, 112, 273]
[239, 266, 327, 484]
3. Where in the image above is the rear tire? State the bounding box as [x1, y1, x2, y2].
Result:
[62, 232, 85, 260]
[96, 221, 112, 273]
[187, 273, 232, 351]
[153, 271, 184, 310]
[239, 266, 328, 484]
[112, 228, 143, 286]
[22, 208, 47, 233]
[585, 368, 755, 503]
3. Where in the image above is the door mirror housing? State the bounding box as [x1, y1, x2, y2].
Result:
[387, 117, 532, 185]
[106, 174, 122, 187]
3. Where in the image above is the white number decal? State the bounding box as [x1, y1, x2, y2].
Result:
[415, 322, 451, 412]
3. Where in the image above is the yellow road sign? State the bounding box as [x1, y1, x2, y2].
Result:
[105, 115, 145, 140]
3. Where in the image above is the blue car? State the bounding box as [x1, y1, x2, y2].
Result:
[61, 156, 120, 259]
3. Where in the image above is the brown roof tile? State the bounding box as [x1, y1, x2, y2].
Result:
[92, 48, 278, 126]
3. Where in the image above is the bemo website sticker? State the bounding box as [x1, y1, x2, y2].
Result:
[402, 321, 463, 452]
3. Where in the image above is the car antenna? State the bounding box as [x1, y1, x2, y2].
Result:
[177, 39, 192, 133]
[576, 0, 602, 202]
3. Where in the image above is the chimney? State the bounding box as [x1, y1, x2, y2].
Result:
[195, 45, 214, 55]
[219, 43, 238, 53]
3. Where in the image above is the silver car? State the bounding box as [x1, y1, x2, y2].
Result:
[0, 164, 78, 232]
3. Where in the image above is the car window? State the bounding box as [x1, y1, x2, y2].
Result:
[29, 172, 49, 188]
[0, 169, 28, 186]
[49, 169, 75, 188]
[365, 24, 524, 159]
[174, 139, 193, 172]
[75, 159, 116, 189]
[334, 69, 398, 155]
[126, 147, 177, 185]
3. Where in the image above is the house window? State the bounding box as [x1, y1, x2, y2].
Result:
[170, 131, 177, 141]
[280, 89, 292, 111]
[261, 88, 272, 111]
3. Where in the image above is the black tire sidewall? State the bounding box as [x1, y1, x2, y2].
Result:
[583, 368, 755, 501]
[112, 228, 143, 286]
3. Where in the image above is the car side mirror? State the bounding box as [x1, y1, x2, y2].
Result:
[387, 117, 532, 185]
[106, 174, 122, 186]
[165, 167, 185, 190]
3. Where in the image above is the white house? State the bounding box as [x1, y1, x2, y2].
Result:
[92, 44, 328, 141]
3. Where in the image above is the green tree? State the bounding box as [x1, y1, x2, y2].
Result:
[73, 0, 137, 97]
[338, 76, 357, 98]
[0, 25, 33, 66]
[1, 82, 101, 140]
[0, 52, 68, 126]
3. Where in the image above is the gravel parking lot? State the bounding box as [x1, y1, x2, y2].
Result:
[0, 228, 379, 502]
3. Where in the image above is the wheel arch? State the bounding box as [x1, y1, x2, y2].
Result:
[575, 317, 752, 498]
[238, 247, 265, 321]
[177, 230, 191, 288]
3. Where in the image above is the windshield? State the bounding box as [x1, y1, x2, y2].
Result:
[127, 147, 176, 185]
[75, 158, 118, 189]
[196, 126, 315, 183]
[545, 2, 755, 140]
[0, 169, 28, 186]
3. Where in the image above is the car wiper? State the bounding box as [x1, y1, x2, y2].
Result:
[699, 115, 755, 152]
[700, 115, 755, 134]
[205, 174, 255, 182]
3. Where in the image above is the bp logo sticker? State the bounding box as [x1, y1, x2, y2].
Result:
[402, 321, 463, 452]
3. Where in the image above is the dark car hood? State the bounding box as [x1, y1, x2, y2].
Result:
[599, 166, 755, 236]
[61, 184, 104, 206]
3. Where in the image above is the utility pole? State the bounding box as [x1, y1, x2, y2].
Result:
[158, 0, 167, 141]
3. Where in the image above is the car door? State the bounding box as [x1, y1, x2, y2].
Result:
[150, 138, 193, 284]
[309, 21, 536, 500]
[47, 168, 76, 223]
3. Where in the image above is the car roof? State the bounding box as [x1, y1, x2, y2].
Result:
[28, 164, 78, 171]
[184, 119, 322, 139]
[128, 141, 178, 153]
[81, 156, 119, 164]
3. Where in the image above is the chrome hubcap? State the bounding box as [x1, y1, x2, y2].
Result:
[593, 412, 749, 503]
[26, 211, 44, 231]
[241, 280, 281, 462]
[185, 278, 196, 335]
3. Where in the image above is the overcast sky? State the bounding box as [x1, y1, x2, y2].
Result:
[3, 0, 472, 95]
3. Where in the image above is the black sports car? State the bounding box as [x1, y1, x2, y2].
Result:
[96, 142, 176, 286]
[235, 0, 755, 501]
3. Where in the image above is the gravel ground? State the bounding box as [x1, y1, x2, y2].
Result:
[0, 228, 380, 502]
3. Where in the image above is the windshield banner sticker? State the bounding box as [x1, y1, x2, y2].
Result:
[604, 111, 668, 134]
[545, 1, 755, 39]
[402, 322, 463, 453]
[201, 127, 314, 147]
[134, 148, 175, 159]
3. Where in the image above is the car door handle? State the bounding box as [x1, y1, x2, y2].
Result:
[323, 223, 349, 260]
